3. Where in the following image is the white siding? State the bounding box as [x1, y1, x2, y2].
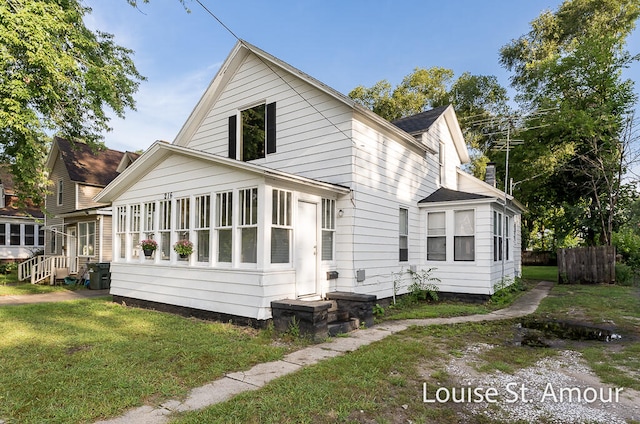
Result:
[345, 118, 438, 298]
[184, 53, 354, 187]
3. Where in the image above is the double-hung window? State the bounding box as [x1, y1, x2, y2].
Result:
[399, 208, 409, 262]
[427, 212, 446, 261]
[505, 215, 510, 261]
[321, 199, 335, 261]
[116, 206, 127, 259]
[216, 191, 233, 263]
[454, 210, 475, 261]
[493, 211, 503, 261]
[239, 188, 258, 263]
[57, 179, 63, 206]
[195, 195, 211, 263]
[78, 222, 96, 257]
[159, 200, 171, 260]
[130, 204, 141, 258]
[271, 189, 292, 264]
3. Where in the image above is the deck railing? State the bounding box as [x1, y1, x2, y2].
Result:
[30, 256, 78, 284]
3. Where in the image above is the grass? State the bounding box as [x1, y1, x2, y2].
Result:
[0, 299, 291, 424]
[171, 282, 640, 424]
[0, 271, 84, 296]
[521, 265, 558, 282]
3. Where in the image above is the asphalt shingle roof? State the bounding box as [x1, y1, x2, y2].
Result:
[56, 137, 126, 187]
[419, 187, 493, 204]
[391, 105, 449, 134]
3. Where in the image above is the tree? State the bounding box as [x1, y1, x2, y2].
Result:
[0, 0, 145, 205]
[500, 0, 640, 246]
[348, 67, 454, 122]
[349, 68, 510, 177]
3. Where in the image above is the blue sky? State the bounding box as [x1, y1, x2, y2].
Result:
[84, 0, 640, 153]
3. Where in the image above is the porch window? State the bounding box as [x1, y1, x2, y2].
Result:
[0, 223, 5, 245]
[493, 211, 503, 261]
[78, 222, 96, 257]
[454, 210, 475, 261]
[39, 226, 44, 246]
[271, 189, 291, 264]
[239, 188, 258, 263]
[159, 200, 171, 260]
[130, 204, 141, 258]
[195, 195, 211, 263]
[116, 205, 127, 259]
[143, 202, 156, 238]
[10, 224, 20, 245]
[399, 208, 409, 262]
[25, 225, 35, 246]
[427, 212, 446, 261]
[216, 191, 233, 263]
[321, 199, 335, 261]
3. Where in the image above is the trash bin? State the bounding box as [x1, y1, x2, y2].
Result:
[88, 262, 111, 290]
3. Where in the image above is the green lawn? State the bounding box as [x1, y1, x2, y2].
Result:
[171, 283, 640, 424]
[0, 299, 290, 424]
[521, 265, 558, 282]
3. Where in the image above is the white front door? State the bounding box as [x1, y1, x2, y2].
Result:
[67, 227, 78, 274]
[296, 201, 317, 297]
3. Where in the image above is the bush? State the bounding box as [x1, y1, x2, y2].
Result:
[615, 264, 636, 286]
[613, 229, 640, 268]
[490, 277, 526, 307]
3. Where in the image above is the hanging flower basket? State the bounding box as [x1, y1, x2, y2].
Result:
[173, 239, 193, 258]
[140, 239, 157, 257]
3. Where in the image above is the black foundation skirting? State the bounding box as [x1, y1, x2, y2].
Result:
[112, 295, 269, 329]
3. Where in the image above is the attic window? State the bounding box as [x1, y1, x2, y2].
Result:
[229, 102, 276, 161]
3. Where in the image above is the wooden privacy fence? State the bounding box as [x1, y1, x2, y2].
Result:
[557, 246, 616, 284]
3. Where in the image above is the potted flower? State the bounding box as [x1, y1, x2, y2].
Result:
[140, 239, 157, 257]
[173, 239, 193, 259]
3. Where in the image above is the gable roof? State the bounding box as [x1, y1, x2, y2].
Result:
[419, 187, 493, 204]
[95, 142, 351, 204]
[172, 40, 470, 164]
[392, 105, 449, 134]
[0, 164, 44, 218]
[48, 137, 126, 187]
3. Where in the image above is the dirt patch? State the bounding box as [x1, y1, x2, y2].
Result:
[440, 344, 640, 423]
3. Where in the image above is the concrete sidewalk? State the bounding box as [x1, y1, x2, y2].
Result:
[94, 281, 554, 424]
[0, 288, 110, 306]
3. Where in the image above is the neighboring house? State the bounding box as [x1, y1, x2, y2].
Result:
[42, 137, 139, 278]
[0, 165, 44, 262]
[95, 40, 524, 324]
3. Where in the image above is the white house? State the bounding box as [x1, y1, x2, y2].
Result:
[95, 40, 523, 324]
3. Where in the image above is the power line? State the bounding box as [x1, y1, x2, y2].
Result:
[193, 0, 355, 145]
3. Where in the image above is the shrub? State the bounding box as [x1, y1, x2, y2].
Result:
[615, 263, 636, 286]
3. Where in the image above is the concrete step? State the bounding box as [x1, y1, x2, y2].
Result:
[327, 309, 349, 323]
[328, 317, 360, 336]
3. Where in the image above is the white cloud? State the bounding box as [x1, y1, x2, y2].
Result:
[101, 62, 221, 153]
